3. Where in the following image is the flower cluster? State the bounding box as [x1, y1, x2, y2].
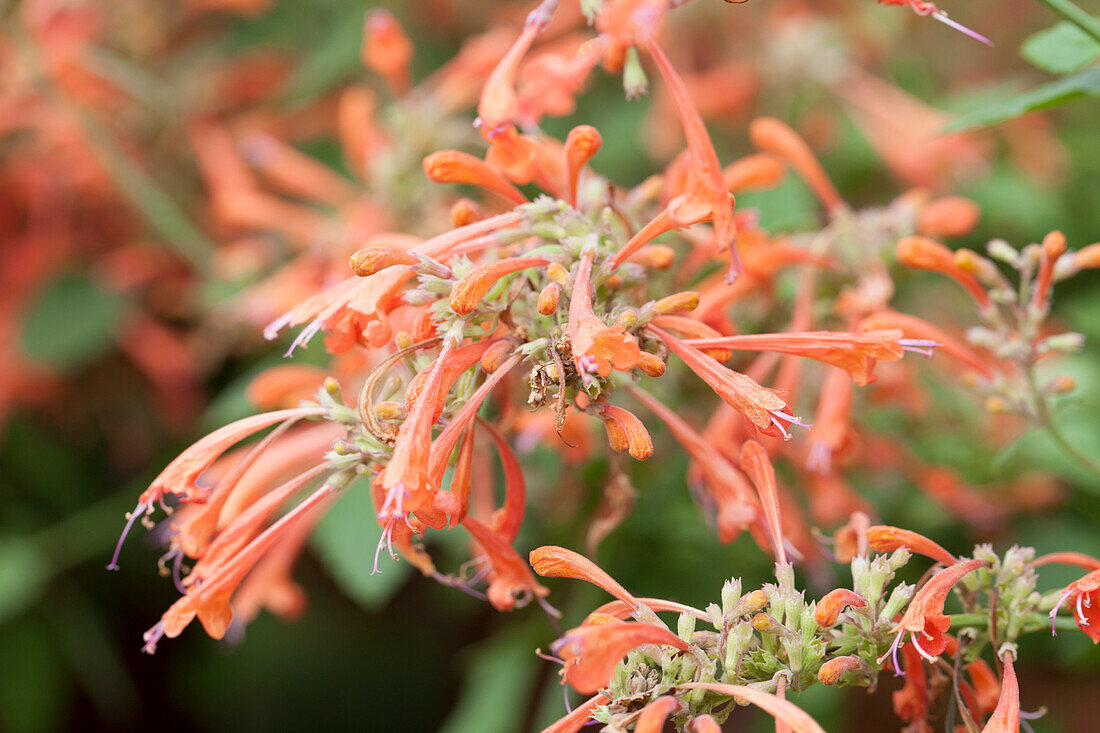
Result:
[101, 1, 1100, 728]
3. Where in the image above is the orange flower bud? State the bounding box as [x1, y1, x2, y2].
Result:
[896, 236, 990, 308]
[722, 153, 786, 193]
[650, 291, 700, 315]
[818, 656, 865, 685]
[349, 246, 419, 277]
[1073, 242, 1100, 270]
[530, 545, 641, 608]
[547, 261, 570, 286]
[749, 117, 844, 215]
[635, 697, 685, 733]
[480, 340, 515, 373]
[565, 124, 602, 206]
[917, 196, 981, 239]
[867, 525, 957, 566]
[636, 351, 666, 377]
[361, 10, 413, 94]
[450, 198, 484, 227]
[814, 589, 867, 627]
[627, 244, 676, 269]
[1034, 230, 1067, 307]
[450, 256, 549, 315]
[423, 150, 527, 205]
[537, 283, 561, 315]
[597, 404, 653, 461]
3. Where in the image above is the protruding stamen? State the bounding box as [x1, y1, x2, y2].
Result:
[877, 630, 904, 677]
[1048, 586, 1076, 636]
[910, 631, 939, 662]
[141, 620, 166, 655]
[1078, 593, 1090, 625]
[900, 338, 941, 359]
[108, 501, 150, 571]
[931, 11, 994, 47]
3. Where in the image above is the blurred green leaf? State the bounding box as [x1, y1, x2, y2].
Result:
[310, 479, 409, 609]
[1022, 22, 1100, 74]
[19, 274, 127, 370]
[945, 68, 1100, 131]
[0, 539, 48, 624]
[439, 626, 539, 733]
[0, 618, 67, 733]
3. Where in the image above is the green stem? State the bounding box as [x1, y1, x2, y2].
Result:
[1045, 419, 1100, 481]
[949, 613, 1079, 633]
[1033, 0, 1100, 45]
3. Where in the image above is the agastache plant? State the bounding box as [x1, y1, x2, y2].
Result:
[106, 0, 1100, 729]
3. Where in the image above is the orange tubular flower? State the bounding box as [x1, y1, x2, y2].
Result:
[149, 481, 336, 650]
[404, 340, 498, 421]
[595, 403, 653, 460]
[1033, 230, 1066, 309]
[860, 310, 995, 379]
[450, 256, 549, 315]
[627, 386, 759, 544]
[686, 716, 721, 733]
[460, 515, 548, 612]
[806, 367, 853, 475]
[867, 525, 957, 566]
[1030, 551, 1100, 571]
[361, 9, 413, 94]
[982, 652, 1019, 733]
[481, 419, 527, 543]
[423, 150, 528, 205]
[676, 683, 826, 733]
[349, 247, 420, 277]
[607, 199, 732, 272]
[896, 236, 991, 309]
[683, 329, 938, 387]
[646, 40, 742, 280]
[892, 641, 930, 726]
[137, 407, 325, 510]
[967, 658, 1002, 714]
[1049, 569, 1100, 643]
[530, 545, 643, 610]
[569, 251, 641, 378]
[741, 440, 787, 564]
[723, 153, 786, 194]
[427, 353, 523, 488]
[564, 124, 602, 207]
[749, 117, 844, 217]
[635, 696, 685, 733]
[917, 196, 982, 239]
[551, 621, 689, 694]
[814, 588, 868, 627]
[538, 694, 610, 733]
[883, 558, 988, 667]
[376, 334, 460, 539]
[648, 325, 805, 439]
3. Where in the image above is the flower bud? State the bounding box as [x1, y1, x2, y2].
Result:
[628, 244, 676, 269]
[814, 589, 867, 627]
[547, 262, 570, 286]
[450, 198, 484, 227]
[651, 291, 700, 315]
[537, 283, 561, 315]
[636, 351, 666, 377]
[917, 196, 981, 239]
[818, 656, 866, 685]
[349, 247, 419, 277]
[375, 401, 406, 421]
[1048, 375, 1076, 394]
[480, 340, 515, 373]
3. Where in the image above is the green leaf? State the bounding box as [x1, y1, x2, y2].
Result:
[19, 274, 127, 371]
[439, 627, 540, 733]
[0, 538, 49, 625]
[1021, 22, 1100, 74]
[945, 68, 1100, 131]
[310, 479, 410, 609]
